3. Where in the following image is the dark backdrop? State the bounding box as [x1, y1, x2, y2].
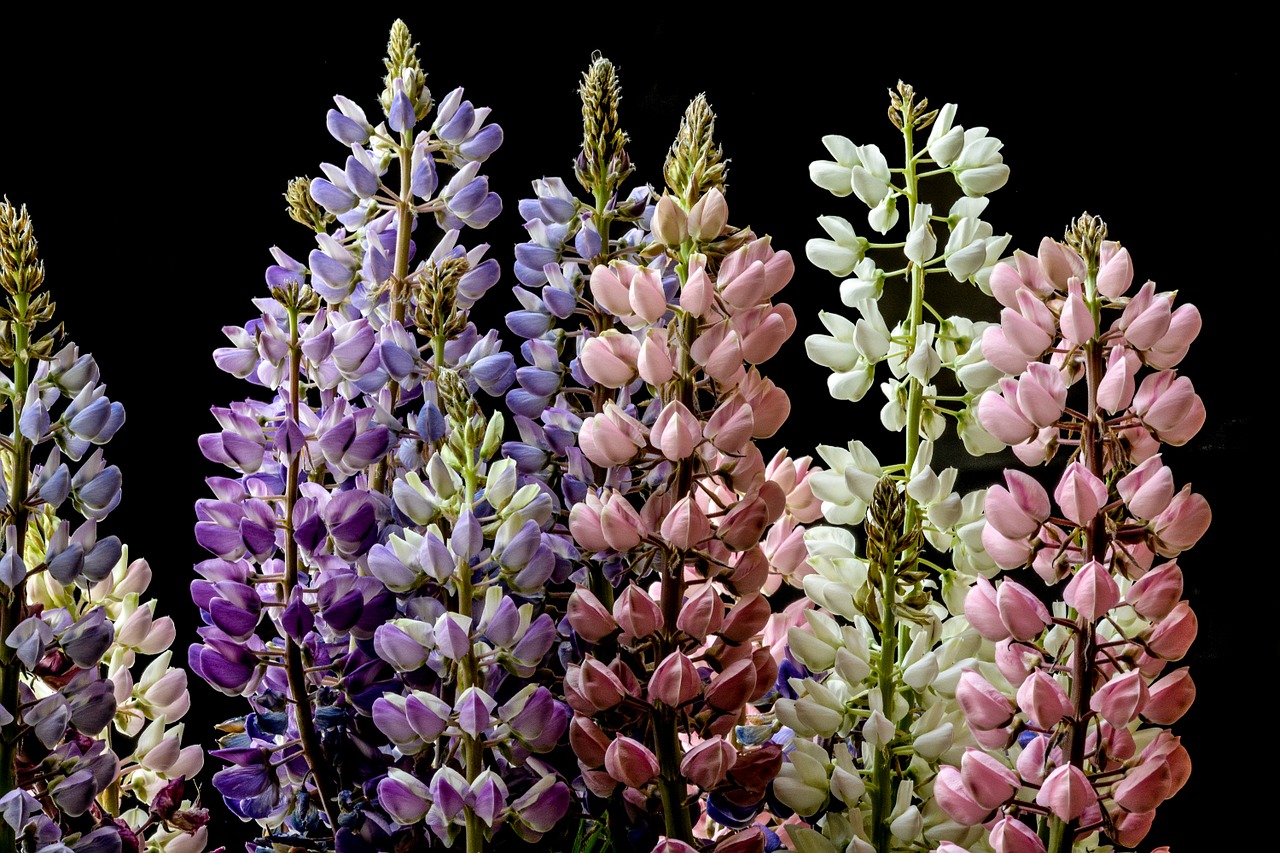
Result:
[2, 12, 1254, 852]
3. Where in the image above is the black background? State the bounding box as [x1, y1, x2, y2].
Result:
[2, 11, 1255, 852]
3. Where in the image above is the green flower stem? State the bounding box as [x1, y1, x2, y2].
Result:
[457, 451, 485, 853]
[283, 304, 341, 833]
[586, 192, 617, 611]
[0, 291, 30, 853]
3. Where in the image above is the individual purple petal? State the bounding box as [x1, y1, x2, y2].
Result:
[380, 341, 417, 382]
[39, 464, 71, 509]
[542, 285, 576, 319]
[459, 124, 503, 161]
[411, 143, 438, 199]
[438, 100, 476, 144]
[506, 310, 553, 340]
[455, 686, 495, 738]
[50, 768, 98, 817]
[5, 615, 52, 668]
[388, 88, 415, 134]
[470, 352, 515, 396]
[326, 109, 368, 145]
[26, 693, 70, 749]
[59, 606, 113, 668]
[309, 177, 356, 215]
[457, 259, 501, 306]
[451, 508, 482, 562]
[575, 221, 602, 260]
[0, 789, 41, 834]
[505, 389, 551, 420]
[280, 589, 315, 645]
[516, 242, 560, 272]
[65, 669, 116, 735]
[435, 613, 472, 662]
[345, 154, 379, 198]
[378, 769, 432, 825]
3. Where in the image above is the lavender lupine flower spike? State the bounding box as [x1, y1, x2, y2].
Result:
[507, 61, 821, 851]
[193, 21, 565, 852]
[0, 199, 205, 853]
[937, 215, 1205, 852]
[773, 84, 1012, 853]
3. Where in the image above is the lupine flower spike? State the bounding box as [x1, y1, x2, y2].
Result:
[774, 83, 1012, 853]
[937, 215, 1206, 852]
[505, 58, 821, 852]
[0, 199, 204, 853]
[192, 21, 566, 852]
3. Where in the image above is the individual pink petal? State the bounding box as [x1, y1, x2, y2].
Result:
[568, 589, 616, 640]
[959, 748, 1019, 810]
[981, 325, 1035, 375]
[1145, 302, 1201, 370]
[580, 330, 640, 388]
[996, 580, 1052, 641]
[1096, 346, 1140, 414]
[614, 584, 663, 640]
[989, 816, 1048, 853]
[739, 370, 789, 437]
[600, 492, 646, 551]
[1113, 759, 1173, 814]
[1063, 560, 1120, 622]
[1015, 733, 1049, 785]
[739, 305, 793, 364]
[1133, 371, 1204, 445]
[605, 736, 659, 788]
[978, 382, 1037, 446]
[956, 670, 1015, 730]
[934, 765, 992, 826]
[661, 496, 711, 550]
[1053, 461, 1108, 527]
[1145, 601, 1197, 661]
[1117, 455, 1174, 520]
[1034, 764, 1096, 821]
[569, 715, 613, 768]
[677, 584, 725, 642]
[579, 658, 626, 710]
[1089, 670, 1149, 728]
[1016, 669, 1070, 730]
[1142, 667, 1195, 725]
[994, 639, 1042, 688]
[1059, 278, 1094, 347]
[1111, 809, 1156, 849]
[703, 395, 755, 454]
[648, 651, 702, 707]
[638, 329, 675, 386]
[718, 495, 771, 551]
[982, 523, 1034, 570]
[999, 304, 1052, 364]
[1152, 487, 1211, 556]
[1095, 245, 1133, 298]
[681, 255, 712, 318]
[590, 263, 636, 318]
[1126, 561, 1183, 620]
[703, 658, 757, 712]
[629, 266, 668, 324]
[1116, 281, 1172, 350]
[1016, 362, 1067, 428]
[568, 492, 609, 553]
[680, 735, 737, 790]
[651, 400, 701, 461]
[1141, 732, 1191, 796]
[965, 576, 1010, 641]
[719, 593, 771, 644]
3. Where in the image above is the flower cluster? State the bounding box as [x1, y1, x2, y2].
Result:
[190, 22, 566, 852]
[0, 199, 204, 853]
[772, 84, 1012, 853]
[503, 58, 820, 852]
[936, 216, 1205, 852]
